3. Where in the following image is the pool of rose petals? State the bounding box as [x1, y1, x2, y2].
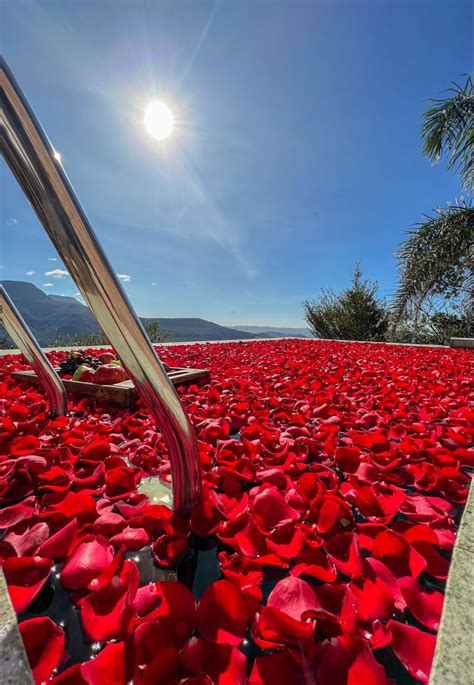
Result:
[0, 339, 472, 685]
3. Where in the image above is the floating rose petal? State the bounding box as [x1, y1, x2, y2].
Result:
[19, 617, 65, 684]
[61, 535, 114, 590]
[388, 620, 436, 683]
[79, 559, 138, 642]
[398, 577, 444, 631]
[2, 556, 52, 612]
[181, 637, 247, 685]
[196, 580, 248, 646]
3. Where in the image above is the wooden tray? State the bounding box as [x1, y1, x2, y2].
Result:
[12, 366, 210, 407]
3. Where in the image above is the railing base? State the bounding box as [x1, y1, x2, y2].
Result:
[137, 477, 173, 507]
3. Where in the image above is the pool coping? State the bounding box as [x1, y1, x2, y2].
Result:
[0, 569, 33, 685]
[429, 478, 474, 685]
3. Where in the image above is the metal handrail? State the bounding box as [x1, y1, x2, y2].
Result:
[0, 56, 201, 512]
[0, 285, 68, 417]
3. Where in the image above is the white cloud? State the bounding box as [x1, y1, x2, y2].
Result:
[117, 273, 131, 282]
[43, 283, 54, 288]
[26, 270, 36, 276]
[7, 217, 18, 227]
[48, 257, 58, 262]
[45, 269, 69, 278]
[151, 282, 157, 286]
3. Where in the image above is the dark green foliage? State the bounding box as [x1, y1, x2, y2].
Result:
[390, 309, 473, 345]
[428, 311, 473, 344]
[303, 267, 389, 341]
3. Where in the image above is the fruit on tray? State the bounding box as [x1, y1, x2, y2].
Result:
[98, 352, 116, 364]
[59, 351, 101, 376]
[94, 364, 128, 385]
[72, 365, 95, 382]
[58, 349, 170, 383]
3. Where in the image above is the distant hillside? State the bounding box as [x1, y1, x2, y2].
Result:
[141, 317, 258, 342]
[0, 281, 259, 345]
[232, 325, 312, 338]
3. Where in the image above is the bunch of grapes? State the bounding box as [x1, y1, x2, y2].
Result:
[59, 351, 102, 376]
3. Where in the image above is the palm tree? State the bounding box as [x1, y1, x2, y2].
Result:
[393, 76, 474, 331]
[422, 76, 473, 189]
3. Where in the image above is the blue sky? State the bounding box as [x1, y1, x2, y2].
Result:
[1, 0, 471, 327]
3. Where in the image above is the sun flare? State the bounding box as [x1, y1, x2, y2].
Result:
[144, 100, 175, 141]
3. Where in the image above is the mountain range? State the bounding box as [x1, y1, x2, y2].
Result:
[230, 325, 311, 338]
[0, 281, 310, 345]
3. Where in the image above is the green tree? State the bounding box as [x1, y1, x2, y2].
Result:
[303, 266, 389, 341]
[143, 321, 168, 343]
[393, 77, 473, 331]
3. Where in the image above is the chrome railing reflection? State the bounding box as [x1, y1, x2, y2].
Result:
[0, 56, 201, 512]
[0, 284, 68, 417]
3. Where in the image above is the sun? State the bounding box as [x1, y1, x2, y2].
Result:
[144, 100, 175, 141]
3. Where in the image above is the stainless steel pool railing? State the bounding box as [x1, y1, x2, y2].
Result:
[0, 56, 201, 512]
[0, 284, 68, 418]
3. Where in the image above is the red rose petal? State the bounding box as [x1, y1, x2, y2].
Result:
[326, 532, 363, 578]
[181, 637, 247, 685]
[388, 620, 436, 683]
[2, 556, 52, 612]
[335, 446, 361, 473]
[4, 521, 49, 556]
[0, 498, 35, 528]
[267, 576, 319, 621]
[19, 617, 65, 684]
[110, 526, 149, 550]
[313, 495, 352, 534]
[79, 560, 138, 642]
[82, 641, 127, 684]
[134, 581, 195, 647]
[61, 535, 114, 589]
[82, 439, 111, 461]
[38, 519, 79, 559]
[196, 580, 248, 646]
[398, 577, 444, 631]
[251, 487, 300, 533]
[249, 650, 306, 685]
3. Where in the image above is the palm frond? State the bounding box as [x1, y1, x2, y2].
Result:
[392, 202, 474, 325]
[421, 76, 474, 190]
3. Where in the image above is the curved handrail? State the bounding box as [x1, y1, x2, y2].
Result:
[0, 56, 201, 512]
[0, 285, 68, 417]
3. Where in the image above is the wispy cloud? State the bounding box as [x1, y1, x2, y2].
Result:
[43, 283, 54, 288]
[6, 217, 18, 227]
[151, 282, 157, 286]
[48, 257, 58, 262]
[45, 269, 69, 278]
[26, 270, 36, 276]
[117, 273, 131, 282]
[169, 157, 257, 279]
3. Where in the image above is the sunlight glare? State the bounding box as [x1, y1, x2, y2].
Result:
[144, 100, 175, 141]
